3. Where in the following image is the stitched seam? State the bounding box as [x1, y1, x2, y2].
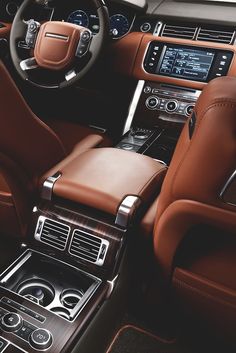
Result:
[137, 167, 167, 196]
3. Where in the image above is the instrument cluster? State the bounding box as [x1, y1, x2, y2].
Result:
[65, 4, 135, 39]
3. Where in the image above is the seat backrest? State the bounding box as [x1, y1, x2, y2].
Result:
[154, 76, 236, 280]
[0, 61, 66, 237]
[0, 61, 66, 182]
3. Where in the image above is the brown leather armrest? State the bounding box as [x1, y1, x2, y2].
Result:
[43, 148, 167, 217]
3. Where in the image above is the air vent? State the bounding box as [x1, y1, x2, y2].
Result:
[69, 229, 109, 266]
[197, 28, 235, 44]
[34, 216, 70, 251]
[161, 24, 197, 40]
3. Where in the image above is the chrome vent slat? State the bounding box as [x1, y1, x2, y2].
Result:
[72, 234, 101, 248]
[71, 238, 101, 253]
[197, 28, 234, 44]
[70, 247, 98, 261]
[35, 217, 70, 251]
[162, 24, 197, 40]
[160, 22, 235, 45]
[41, 233, 67, 245]
[71, 240, 101, 252]
[43, 224, 69, 235]
[40, 237, 65, 250]
[71, 244, 99, 256]
[42, 229, 68, 239]
[69, 229, 109, 266]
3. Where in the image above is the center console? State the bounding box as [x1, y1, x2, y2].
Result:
[116, 80, 201, 165]
[0, 147, 167, 353]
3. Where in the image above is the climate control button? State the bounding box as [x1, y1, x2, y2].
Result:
[30, 328, 53, 350]
[1, 312, 22, 332]
[145, 96, 159, 110]
[166, 100, 178, 113]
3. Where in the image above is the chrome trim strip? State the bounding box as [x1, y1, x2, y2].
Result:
[220, 169, 236, 205]
[115, 195, 141, 228]
[153, 21, 163, 36]
[41, 172, 61, 201]
[106, 275, 118, 298]
[123, 80, 145, 135]
[65, 70, 77, 82]
[20, 57, 38, 71]
[45, 33, 69, 41]
[0, 252, 32, 284]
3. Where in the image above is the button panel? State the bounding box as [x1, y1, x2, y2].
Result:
[142, 82, 201, 121]
[0, 298, 53, 350]
[1, 297, 45, 323]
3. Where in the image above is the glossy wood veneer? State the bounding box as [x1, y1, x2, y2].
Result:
[31, 201, 126, 280]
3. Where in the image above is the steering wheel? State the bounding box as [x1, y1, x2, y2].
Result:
[10, 0, 109, 88]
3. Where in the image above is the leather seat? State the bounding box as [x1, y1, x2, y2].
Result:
[153, 76, 236, 345]
[0, 61, 110, 238]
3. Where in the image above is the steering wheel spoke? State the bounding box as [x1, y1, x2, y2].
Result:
[20, 57, 38, 71]
[24, 19, 41, 49]
[75, 29, 93, 58]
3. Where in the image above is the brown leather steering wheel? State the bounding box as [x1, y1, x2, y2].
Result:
[10, 0, 109, 88]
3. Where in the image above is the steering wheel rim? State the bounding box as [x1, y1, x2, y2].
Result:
[10, 0, 110, 89]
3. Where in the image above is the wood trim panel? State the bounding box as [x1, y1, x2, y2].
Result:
[30, 201, 126, 280]
[132, 33, 236, 89]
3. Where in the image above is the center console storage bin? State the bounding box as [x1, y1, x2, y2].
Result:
[43, 148, 167, 218]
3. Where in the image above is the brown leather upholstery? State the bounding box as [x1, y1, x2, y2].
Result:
[173, 233, 236, 343]
[152, 77, 236, 345]
[0, 61, 110, 237]
[35, 22, 81, 70]
[43, 148, 167, 216]
[140, 197, 159, 238]
[154, 76, 236, 280]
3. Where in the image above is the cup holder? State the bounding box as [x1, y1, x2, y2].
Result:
[17, 279, 55, 307]
[60, 289, 84, 309]
[50, 307, 71, 320]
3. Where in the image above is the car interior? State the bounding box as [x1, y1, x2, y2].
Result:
[0, 0, 235, 352]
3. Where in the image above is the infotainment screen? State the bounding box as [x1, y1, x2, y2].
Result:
[156, 46, 215, 82]
[144, 42, 233, 83]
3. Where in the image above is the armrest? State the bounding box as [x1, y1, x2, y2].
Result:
[42, 148, 167, 223]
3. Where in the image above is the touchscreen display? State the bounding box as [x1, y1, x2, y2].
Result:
[157, 46, 215, 82]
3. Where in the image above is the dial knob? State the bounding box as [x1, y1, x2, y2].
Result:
[30, 328, 53, 350]
[1, 313, 22, 332]
[166, 100, 178, 113]
[185, 104, 195, 117]
[146, 96, 159, 110]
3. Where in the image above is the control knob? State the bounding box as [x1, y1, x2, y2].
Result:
[185, 104, 195, 117]
[30, 328, 53, 350]
[1, 312, 22, 332]
[166, 100, 178, 113]
[145, 96, 159, 110]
